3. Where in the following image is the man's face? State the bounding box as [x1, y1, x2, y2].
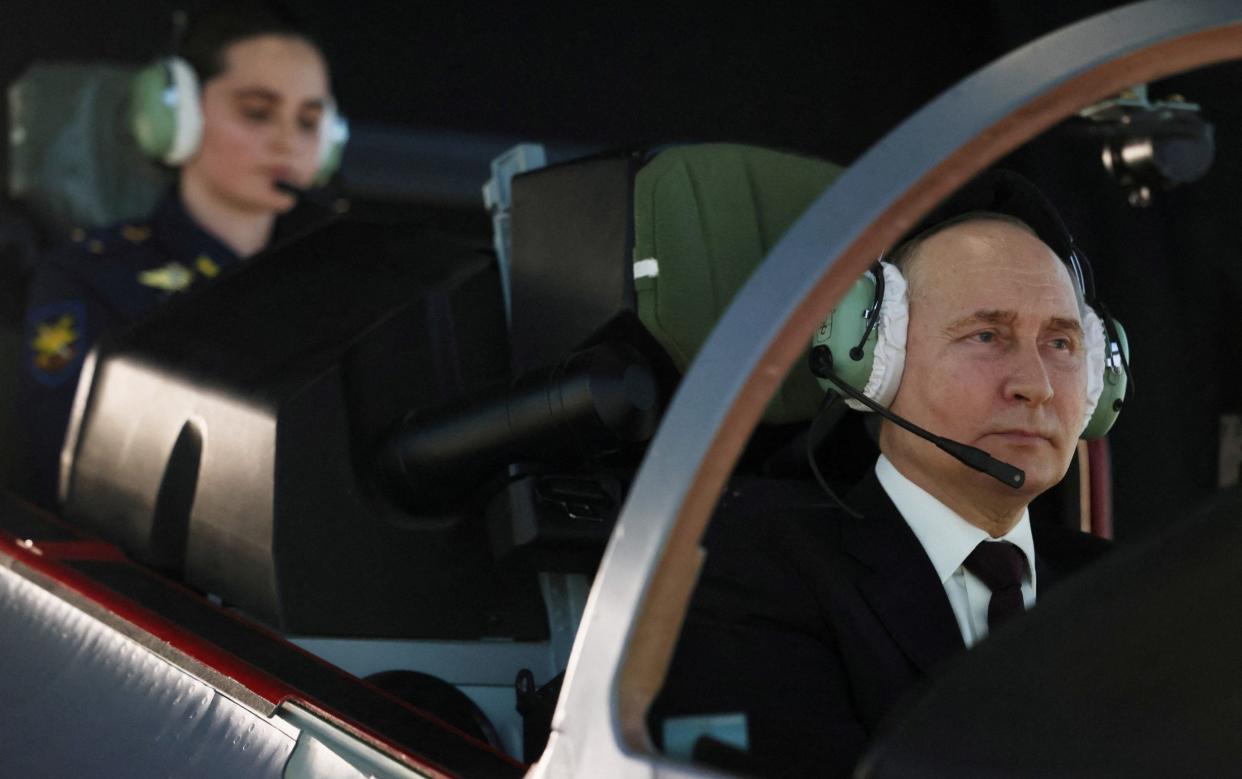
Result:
[182, 34, 329, 214]
[883, 219, 1088, 504]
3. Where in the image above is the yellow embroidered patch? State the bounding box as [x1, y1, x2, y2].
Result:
[195, 255, 220, 278]
[122, 224, 152, 243]
[137, 262, 194, 291]
[88, 239, 105, 254]
[31, 314, 80, 373]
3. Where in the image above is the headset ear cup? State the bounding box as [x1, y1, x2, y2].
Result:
[129, 57, 202, 166]
[813, 272, 878, 390]
[130, 61, 177, 161]
[313, 103, 349, 184]
[1081, 318, 1129, 440]
[811, 262, 908, 410]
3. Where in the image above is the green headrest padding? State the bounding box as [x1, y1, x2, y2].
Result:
[632, 144, 844, 424]
[7, 62, 172, 236]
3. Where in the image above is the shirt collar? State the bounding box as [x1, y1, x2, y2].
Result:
[875, 454, 1036, 588]
[149, 188, 242, 269]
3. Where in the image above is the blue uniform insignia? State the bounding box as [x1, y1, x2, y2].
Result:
[27, 300, 87, 387]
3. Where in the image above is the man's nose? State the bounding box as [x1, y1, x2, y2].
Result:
[1004, 341, 1054, 405]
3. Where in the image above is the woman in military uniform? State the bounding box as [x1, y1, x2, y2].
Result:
[18, 2, 342, 508]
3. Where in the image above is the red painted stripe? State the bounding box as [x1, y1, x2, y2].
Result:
[15, 539, 129, 562]
[0, 534, 521, 776]
[1, 533, 293, 703]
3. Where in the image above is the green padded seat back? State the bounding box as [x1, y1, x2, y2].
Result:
[8, 62, 172, 237]
[632, 143, 844, 424]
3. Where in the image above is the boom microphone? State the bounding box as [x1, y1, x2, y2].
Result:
[273, 179, 339, 210]
[260, 180, 348, 258]
[808, 345, 1025, 489]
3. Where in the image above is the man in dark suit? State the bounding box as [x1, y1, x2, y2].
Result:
[653, 182, 1113, 777]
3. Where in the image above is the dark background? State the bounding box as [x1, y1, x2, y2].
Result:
[2, 1, 1239, 542]
[1, 2, 1126, 184]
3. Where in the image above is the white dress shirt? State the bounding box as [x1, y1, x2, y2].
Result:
[875, 455, 1037, 647]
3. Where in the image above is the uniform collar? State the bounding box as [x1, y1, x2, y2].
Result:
[148, 188, 242, 270]
[875, 454, 1036, 590]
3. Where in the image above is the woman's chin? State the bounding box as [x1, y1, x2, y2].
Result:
[271, 192, 299, 214]
[231, 187, 297, 215]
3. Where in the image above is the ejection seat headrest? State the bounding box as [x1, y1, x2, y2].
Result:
[631, 143, 845, 424]
[8, 61, 172, 238]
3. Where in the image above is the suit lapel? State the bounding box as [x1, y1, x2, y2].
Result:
[1035, 552, 1053, 596]
[1031, 521, 1073, 597]
[842, 473, 966, 674]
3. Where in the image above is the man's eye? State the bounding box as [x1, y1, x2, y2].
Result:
[972, 331, 996, 343]
[241, 107, 272, 123]
[298, 116, 320, 133]
[1049, 337, 1072, 351]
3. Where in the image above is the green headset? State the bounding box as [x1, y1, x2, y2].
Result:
[129, 55, 349, 184]
[811, 171, 1131, 441]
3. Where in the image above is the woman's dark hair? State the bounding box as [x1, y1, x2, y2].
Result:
[179, 1, 322, 84]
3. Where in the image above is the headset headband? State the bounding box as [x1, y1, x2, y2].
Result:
[901, 170, 1091, 300]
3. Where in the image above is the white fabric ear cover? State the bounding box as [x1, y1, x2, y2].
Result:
[1081, 307, 1107, 434]
[845, 261, 909, 411]
[164, 57, 204, 166]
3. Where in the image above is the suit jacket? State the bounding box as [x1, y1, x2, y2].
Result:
[652, 473, 1111, 778]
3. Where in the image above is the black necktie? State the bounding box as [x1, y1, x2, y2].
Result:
[963, 540, 1027, 630]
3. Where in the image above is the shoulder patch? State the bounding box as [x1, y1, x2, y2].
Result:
[138, 262, 194, 292]
[195, 254, 220, 278]
[27, 301, 87, 387]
